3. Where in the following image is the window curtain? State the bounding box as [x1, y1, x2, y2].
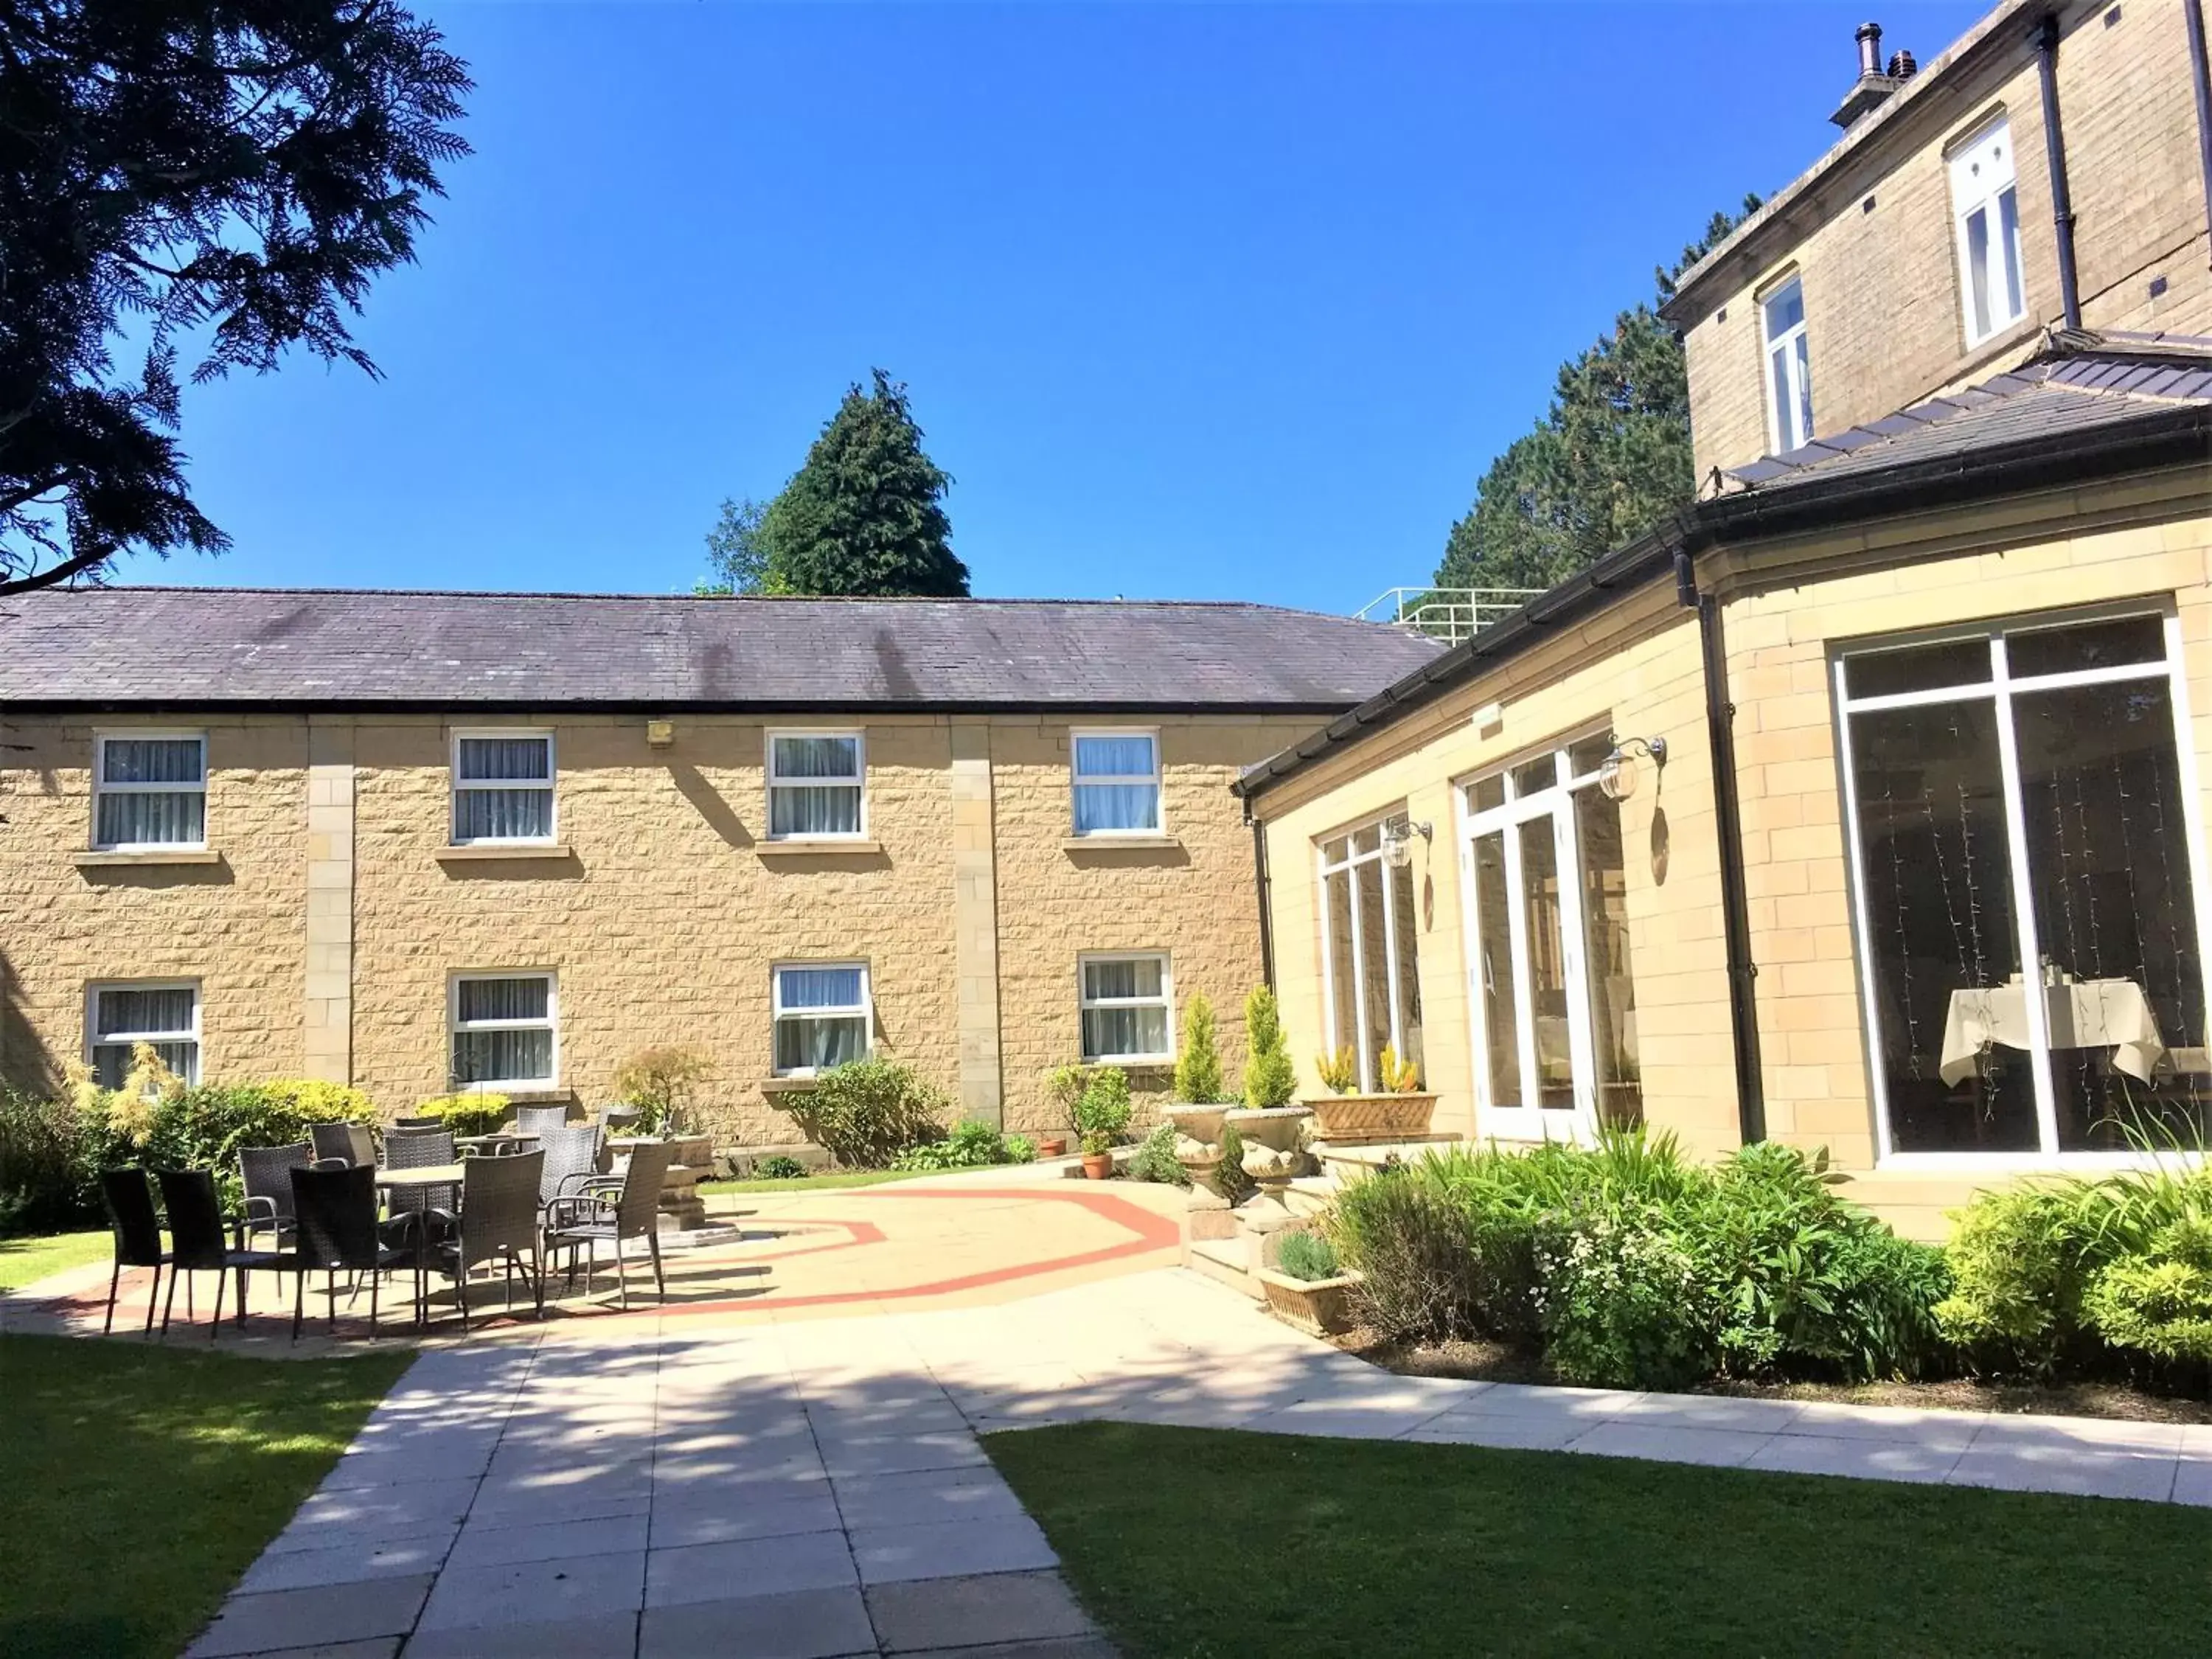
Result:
[1074, 737, 1154, 776]
[91, 1040, 198, 1088]
[1083, 959, 1161, 1001]
[771, 785, 861, 836]
[1082, 1006, 1166, 1060]
[1074, 785, 1159, 833]
[455, 787, 552, 841]
[458, 978, 549, 1022]
[453, 1029, 552, 1085]
[103, 740, 202, 784]
[94, 987, 196, 1040]
[456, 738, 551, 781]
[775, 1015, 869, 1073]
[97, 792, 204, 846]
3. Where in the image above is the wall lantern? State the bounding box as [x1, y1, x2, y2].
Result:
[645, 719, 676, 748]
[1382, 817, 1433, 869]
[1596, 735, 1666, 801]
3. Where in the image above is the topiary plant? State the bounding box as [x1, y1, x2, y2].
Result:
[1173, 993, 1226, 1104]
[1242, 986, 1296, 1108]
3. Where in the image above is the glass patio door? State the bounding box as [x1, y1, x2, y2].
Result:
[1462, 748, 1598, 1141]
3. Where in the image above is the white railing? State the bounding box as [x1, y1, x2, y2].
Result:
[1354, 587, 1543, 644]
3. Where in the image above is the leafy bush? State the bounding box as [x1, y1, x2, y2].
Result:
[1933, 1185, 2112, 1377]
[1242, 986, 1295, 1109]
[891, 1119, 1033, 1171]
[0, 1087, 111, 1234]
[1275, 1229, 1340, 1283]
[790, 1059, 947, 1169]
[1124, 1122, 1188, 1186]
[754, 1155, 810, 1180]
[1536, 1200, 1716, 1390]
[1005, 1135, 1036, 1163]
[611, 1045, 714, 1135]
[411, 1093, 512, 1138]
[1173, 995, 1226, 1105]
[1329, 1169, 1485, 1343]
[2084, 1213, 2212, 1363]
[1074, 1067, 1133, 1155]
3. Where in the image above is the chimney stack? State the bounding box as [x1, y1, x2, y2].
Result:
[1832, 20, 1909, 130]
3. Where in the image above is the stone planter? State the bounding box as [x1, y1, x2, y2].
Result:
[1222, 1105, 1312, 1197]
[1308, 1092, 1439, 1144]
[1256, 1267, 1363, 1337]
[1160, 1102, 1233, 1196]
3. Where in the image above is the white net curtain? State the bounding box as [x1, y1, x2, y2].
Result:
[453, 737, 553, 841]
[96, 738, 204, 846]
[771, 737, 863, 836]
[1072, 735, 1159, 833]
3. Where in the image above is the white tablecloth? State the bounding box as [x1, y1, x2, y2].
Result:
[1938, 978, 2164, 1087]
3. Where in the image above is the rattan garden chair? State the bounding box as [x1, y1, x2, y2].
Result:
[153, 1167, 291, 1339]
[291, 1165, 420, 1340]
[309, 1121, 376, 1168]
[97, 1167, 169, 1335]
[544, 1140, 673, 1310]
[392, 1115, 442, 1130]
[535, 1124, 605, 1210]
[515, 1104, 573, 1136]
[380, 1124, 459, 1220]
[422, 1150, 547, 1329]
[238, 1141, 312, 1251]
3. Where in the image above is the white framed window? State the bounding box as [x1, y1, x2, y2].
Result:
[92, 733, 206, 850]
[772, 963, 872, 1076]
[1319, 815, 1428, 1096]
[86, 981, 201, 1088]
[451, 730, 556, 844]
[1456, 735, 1642, 1143]
[767, 731, 866, 839]
[1761, 275, 1815, 453]
[1078, 953, 1174, 1063]
[448, 972, 558, 1091]
[1071, 729, 1162, 836]
[1835, 608, 2212, 1165]
[1950, 116, 2026, 346]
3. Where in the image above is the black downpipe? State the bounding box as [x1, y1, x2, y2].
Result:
[2035, 13, 2084, 330]
[1249, 809, 1276, 990]
[2187, 0, 2212, 264]
[1679, 551, 1767, 1146]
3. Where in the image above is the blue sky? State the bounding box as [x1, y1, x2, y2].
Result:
[114, 1, 1987, 615]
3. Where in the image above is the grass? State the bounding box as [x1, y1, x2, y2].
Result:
[700, 1168, 948, 1195]
[0, 1334, 411, 1659]
[0, 1227, 111, 1292]
[986, 1422, 2212, 1658]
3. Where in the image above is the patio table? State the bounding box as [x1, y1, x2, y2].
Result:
[453, 1133, 540, 1152]
[375, 1162, 467, 1192]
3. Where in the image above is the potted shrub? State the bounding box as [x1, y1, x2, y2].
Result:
[1224, 995, 1314, 1197]
[1072, 1065, 1133, 1179]
[1307, 1042, 1439, 1145]
[1256, 1228, 1363, 1338]
[1160, 992, 1237, 1194]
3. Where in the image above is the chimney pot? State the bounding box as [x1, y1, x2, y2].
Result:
[1856, 21, 1885, 77]
[1887, 47, 1917, 78]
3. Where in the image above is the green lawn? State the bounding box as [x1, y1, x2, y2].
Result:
[0, 1335, 411, 1659]
[0, 1228, 110, 1292]
[700, 1168, 948, 1195]
[986, 1422, 2212, 1658]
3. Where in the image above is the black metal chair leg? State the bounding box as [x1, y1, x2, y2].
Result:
[210, 1263, 225, 1340]
[143, 1264, 161, 1335]
[236, 1266, 249, 1329]
[185, 1270, 194, 1321]
[105, 1260, 122, 1334]
[370, 1272, 380, 1338]
[293, 1270, 306, 1343]
[457, 1268, 470, 1333]
[617, 1241, 629, 1311]
[650, 1231, 666, 1301]
[161, 1267, 180, 1337]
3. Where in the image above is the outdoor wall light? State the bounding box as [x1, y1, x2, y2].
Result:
[1597, 736, 1666, 801]
[1382, 818, 1434, 869]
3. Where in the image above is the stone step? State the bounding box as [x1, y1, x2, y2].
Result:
[1283, 1176, 1339, 1218]
[1184, 1237, 1259, 1300]
[1316, 1137, 1469, 1176]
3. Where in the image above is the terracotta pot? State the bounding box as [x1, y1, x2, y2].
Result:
[1307, 1092, 1439, 1143]
[1081, 1152, 1113, 1180]
[1036, 1136, 1068, 1158]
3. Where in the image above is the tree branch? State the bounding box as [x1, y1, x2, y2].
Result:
[0, 546, 114, 597]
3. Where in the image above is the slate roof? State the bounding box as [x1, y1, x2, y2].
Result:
[1720, 331, 2212, 492]
[0, 589, 1447, 712]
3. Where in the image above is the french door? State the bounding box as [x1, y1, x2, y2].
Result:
[1458, 738, 1642, 1142]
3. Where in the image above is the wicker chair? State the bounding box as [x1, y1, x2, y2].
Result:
[380, 1125, 459, 1219]
[153, 1167, 291, 1339]
[238, 1141, 312, 1251]
[536, 1124, 605, 1209]
[309, 1122, 376, 1168]
[291, 1165, 419, 1340]
[599, 1106, 643, 1136]
[423, 1150, 547, 1328]
[392, 1115, 442, 1130]
[98, 1167, 169, 1335]
[515, 1104, 573, 1136]
[544, 1140, 673, 1310]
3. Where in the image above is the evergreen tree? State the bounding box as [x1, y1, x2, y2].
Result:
[1434, 198, 1760, 594]
[758, 369, 970, 597]
[1174, 993, 1227, 1105]
[1242, 985, 1296, 1109]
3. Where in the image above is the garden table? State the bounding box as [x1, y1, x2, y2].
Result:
[453, 1133, 540, 1153]
[374, 1163, 467, 1192]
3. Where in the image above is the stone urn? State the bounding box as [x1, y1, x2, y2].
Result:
[1159, 1102, 1233, 1197]
[1222, 1105, 1313, 1200]
[1307, 1092, 1439, 1146]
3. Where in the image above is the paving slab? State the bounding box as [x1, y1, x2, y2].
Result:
[648, 1487, 846, 1548]
[638, 1587, 878, 1659]
[865, 1569, 1096, 1653]
[1742, 1433, 1965, 1484]
[830, 1468, 1029, 1531]
[235, 1530, 454, 1593]
[1569, 1423, 1776, 1469]
[227, 1642, 400, 1659]
[448, 1511, 652, 1568]
[413, 1549, 647, 1633]
[1944, 1445, 2183, 1503]
[183, 1573, 433, 1658]
[403, 1610, 640, 1658]
[644, 1528, 859, 1607]
[849, 1514, 1060, 1585]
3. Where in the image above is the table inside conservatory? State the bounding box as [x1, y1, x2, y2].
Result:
[1938, 976, 2163, 1086]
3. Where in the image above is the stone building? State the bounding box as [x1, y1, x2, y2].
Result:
[1239, 1, 2212, 1236]
[0, 589, 1438, 1150]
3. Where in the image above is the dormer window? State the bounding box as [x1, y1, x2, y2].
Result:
[1950, 116, 2025, 346]
[1761, 276, 1815, 453]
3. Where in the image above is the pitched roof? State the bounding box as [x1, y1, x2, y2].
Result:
[1718, 332, 2212, 492]
[0, 588, 1447, 712]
